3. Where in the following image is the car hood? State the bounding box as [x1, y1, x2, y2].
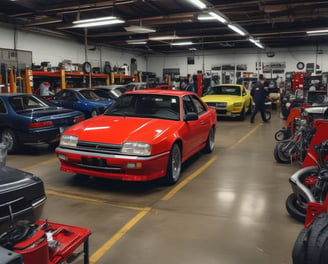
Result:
[65, 115, 179, 144]
[202, 94, 242, 103]
[0, 165, 41, 190]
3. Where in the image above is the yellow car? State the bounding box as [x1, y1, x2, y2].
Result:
[202, 84, 252, 120]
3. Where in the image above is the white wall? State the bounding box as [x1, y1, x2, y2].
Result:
[2, 24, 328, 82]
[0, 25, 147, 71]
[146, 45, 328, 81]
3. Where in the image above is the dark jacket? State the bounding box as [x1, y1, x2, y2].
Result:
[251, 81, 268, 105]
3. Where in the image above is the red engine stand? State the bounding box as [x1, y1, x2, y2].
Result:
[14, 220, 91, 264]
[301, 120, 328, 168]
[305, 197, 328, 228]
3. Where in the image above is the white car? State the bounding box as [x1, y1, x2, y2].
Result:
[126, 82, 148, 91]
[93, 85, 127, 99]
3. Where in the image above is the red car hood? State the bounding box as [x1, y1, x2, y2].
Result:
[65, 115, 179, 144]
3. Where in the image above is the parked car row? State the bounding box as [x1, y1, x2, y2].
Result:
[1, 81, 261, 156]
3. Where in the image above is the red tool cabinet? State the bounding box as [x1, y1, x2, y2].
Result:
[13, 220, 91, 264]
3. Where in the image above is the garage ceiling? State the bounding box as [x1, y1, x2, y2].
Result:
[1, 0, 328, 54]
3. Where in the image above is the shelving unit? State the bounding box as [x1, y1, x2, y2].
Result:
[22, 69, 141, 94]
[110, 72, 139, 85]
[22, 69, 140, 94]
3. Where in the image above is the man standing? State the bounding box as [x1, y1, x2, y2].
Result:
[250, 75, 268, 123]
[39, 82, 54, 97]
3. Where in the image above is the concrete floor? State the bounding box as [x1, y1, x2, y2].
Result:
[7, 110, 303, 264]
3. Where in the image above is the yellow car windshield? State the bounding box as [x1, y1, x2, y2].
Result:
[208, 86, 241, 96]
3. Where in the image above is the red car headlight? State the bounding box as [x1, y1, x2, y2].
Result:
[121, 142, 151, 156]
[60, 135, 78, 147]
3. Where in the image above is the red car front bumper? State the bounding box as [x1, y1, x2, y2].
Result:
[56, 147, 170, 181]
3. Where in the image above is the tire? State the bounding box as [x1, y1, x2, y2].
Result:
[90, 109, 98, 117]
[164, 143, 182, 185]
[265, 110, 271, 121]
[275, 130, 287, 141]
[238, 108, 246, 121]
[1, 129, 19, 154]
[305, 213, 328, 264]
[203, 126, 215, 153]
[82, 61, 92, 74]
[104, 64, 111, 74]
[285, 193, 306, 222]
[292, 228, 309, 264]
[274, 140, 291, 164]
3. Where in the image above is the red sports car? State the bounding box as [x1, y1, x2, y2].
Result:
[56, 90, 217, 185]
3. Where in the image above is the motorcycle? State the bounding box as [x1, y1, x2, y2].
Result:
[274, 106, 328, 141]
[286, 139, 328, 222]
[291, 140, 328, 264]
[274, 115, 315, 164]
[280, 89, 305, 119]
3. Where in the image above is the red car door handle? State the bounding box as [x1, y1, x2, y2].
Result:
[200, 121, 205, 125]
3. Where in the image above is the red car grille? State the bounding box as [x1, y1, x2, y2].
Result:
[79, 157, 122, 173]
[76, 141, 122, 154]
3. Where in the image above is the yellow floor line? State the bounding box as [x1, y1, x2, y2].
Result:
[90, 207, 151, 264]
[161, 154, 218, 201]
[46, 189, 106, 204]
[228, 123, 262, 150]
[20, 157, 58, 171]
[46, 189, 145, 211]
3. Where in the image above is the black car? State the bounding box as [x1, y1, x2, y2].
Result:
[0, 161, 46, 233]
[0, 94, 85, 153]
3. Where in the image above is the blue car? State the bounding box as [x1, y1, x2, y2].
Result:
[50, 88, 114, 118]
[0, 94, 85, 153]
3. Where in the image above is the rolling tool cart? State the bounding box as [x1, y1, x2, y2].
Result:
[0, 220, 91, 264]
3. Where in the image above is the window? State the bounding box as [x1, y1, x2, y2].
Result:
[191, 95, 206, 114]
[208, 85, 241, 96]
[0, 99, 6, 114]
[183, 95, 196, 114]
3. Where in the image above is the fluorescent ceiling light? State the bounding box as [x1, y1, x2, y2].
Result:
[73, 16, 124, 28]
[126, 40, 148, 45]
[124, 25, 156, 33]
[307, 29, 328, 36]
[208, 11, 227, 24]
[149, 35, 182, 41]
[254, 42, 265, 49]
[228, 24, 246, 36]
[187, 0, 207, 10]
[171, 41, 193, 46]
[73, 19, 124, 28]
[249, 38, 264, 49]
[197, 14, 216, 21]
[249, 38, 257, 44]
[73, 16, 117, 24]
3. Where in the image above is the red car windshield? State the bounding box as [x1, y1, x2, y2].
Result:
[104, 94, 180, 121]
